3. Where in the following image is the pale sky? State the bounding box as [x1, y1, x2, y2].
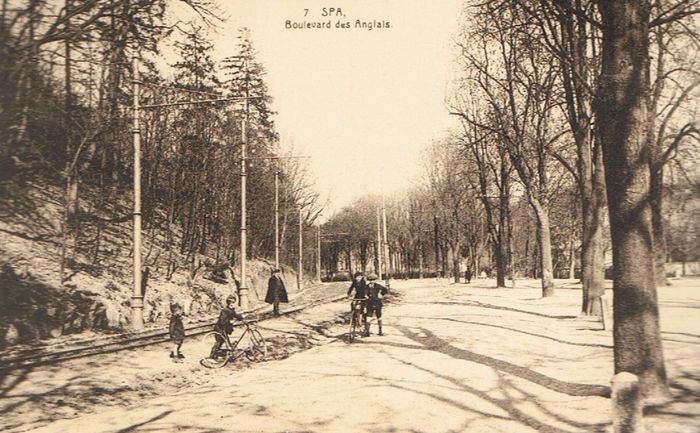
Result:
[170, 0, 463, 217]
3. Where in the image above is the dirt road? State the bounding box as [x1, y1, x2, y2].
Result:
[2, 278, 699, 433]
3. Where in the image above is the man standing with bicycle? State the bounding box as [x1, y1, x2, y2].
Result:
[365, 274, 388, 336]
[347, 271, 368, 299]
[347, 272, 368, 336]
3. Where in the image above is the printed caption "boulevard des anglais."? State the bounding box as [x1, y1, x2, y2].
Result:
[285, 7, 391, 31]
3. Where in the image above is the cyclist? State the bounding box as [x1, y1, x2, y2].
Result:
[347, 271, 368, 335]
[209, 294, 244, 359]
[365, 274, 388, 336]
[347, 271, 367, 298]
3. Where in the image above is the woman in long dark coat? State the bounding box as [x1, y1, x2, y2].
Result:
[265, 268, 289, 316]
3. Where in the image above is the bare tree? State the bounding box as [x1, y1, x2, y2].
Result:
[453, 3, 567, 296]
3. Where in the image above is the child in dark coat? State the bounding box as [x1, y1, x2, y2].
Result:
[169, 303, 186, 362]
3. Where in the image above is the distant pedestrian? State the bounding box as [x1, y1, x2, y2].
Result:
[169, 303, 185, 362]
[465, 268, 472, 284]
[265, 268, 289, 316]
[365, 274, 388, 336]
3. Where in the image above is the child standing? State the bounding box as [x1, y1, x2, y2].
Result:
[169, 303, 186, 362]
[365, 274, 388, 336]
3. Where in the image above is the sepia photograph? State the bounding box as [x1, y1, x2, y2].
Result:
[0, 0, 699, 432]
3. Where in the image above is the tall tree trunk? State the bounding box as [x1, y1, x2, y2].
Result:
[596, 0, 670, 403]
[60, 0, 76, 283]
[523, 238, 530, 279]
[418, 244, 424, 279]
[433, 215, 440, 277]
[64, 0, 77, 223]
[582, 144, 607, 314]
[507, 201, 515, 287]
[532, 201, 555, 297]
[345, 248, 352, 278]
[495, 230, 507, 287]
[568, 240, 576, 280]
[451, 241, 461, 283]
[648, 28, 669, 289]
[650, 165, 667, 287]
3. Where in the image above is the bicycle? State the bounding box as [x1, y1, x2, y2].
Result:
[201, 321, 267, 368]
[348, 297, 367, 343]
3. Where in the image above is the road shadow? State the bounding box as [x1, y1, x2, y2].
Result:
[0, 354, 164, 432]
[378, 325, 611, 398]
[400, 315, 613, 349]
[662, 331, 700, 339]
[384, 353, 609, 433]
[411, 300, 578, 320]
[114, 410, 173, 433]
[644, 371, 700, 420]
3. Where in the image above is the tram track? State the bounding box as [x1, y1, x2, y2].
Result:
[0, 291, 348, 372]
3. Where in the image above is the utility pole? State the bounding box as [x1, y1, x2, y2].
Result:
[297, 207, 303, 290]
[382, 194, 390, 287]
[239, 59, 250, 309]
[244, 154, 308, 274]
[129, 60, 259, 327]
[418, 241, 424, 279]
[274, 170, 280, 269]
[316, 224, 321, 282]
[130, 55, 144, 330]
[376, 206, 383, 278]
[434, 215, 440, 279]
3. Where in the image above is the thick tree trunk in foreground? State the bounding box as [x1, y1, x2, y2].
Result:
[596, 0, 670, 404]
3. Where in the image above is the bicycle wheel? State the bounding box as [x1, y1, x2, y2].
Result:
[201, 331, 231, 369]
[245, 329, 267, 362]
[348, 310, 358, 343]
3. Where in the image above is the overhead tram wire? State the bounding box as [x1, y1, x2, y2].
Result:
[128, 54, 262, 329]
[137, 81, 224, 97]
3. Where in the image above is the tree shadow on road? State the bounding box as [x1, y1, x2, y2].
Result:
[0, 356, 160, 432]
[367, 326, 610, 399]
[409, 300, 578, 320]
[382, 352, 609, 433]
[399, 315, 613, 349]
[643, 371, 700, 420]
[114, 410, 173, 433]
